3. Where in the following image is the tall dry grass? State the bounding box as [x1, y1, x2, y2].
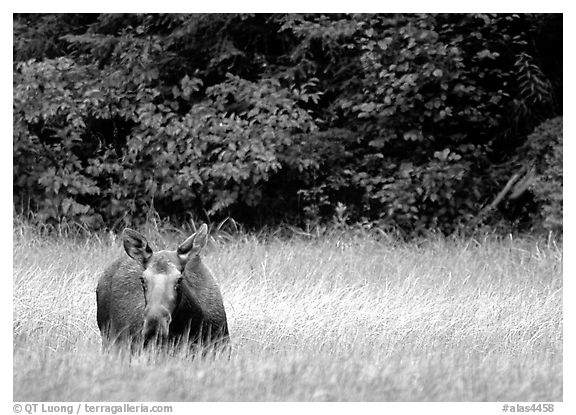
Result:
[13, 222, 562, 401]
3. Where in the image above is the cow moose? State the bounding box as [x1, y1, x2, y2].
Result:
[96, 224, 229, 352]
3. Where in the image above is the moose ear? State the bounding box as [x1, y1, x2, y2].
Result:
[123, 229, 153, 266]
[177, 224, 209, 263]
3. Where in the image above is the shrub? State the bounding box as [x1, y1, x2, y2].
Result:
[13, 14, 562, 235]
[525, 117, 563, 233]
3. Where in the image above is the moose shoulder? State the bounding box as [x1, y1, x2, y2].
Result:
[96, 224, 229, 350]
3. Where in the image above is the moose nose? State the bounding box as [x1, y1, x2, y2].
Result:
[142, 308, 172, 340]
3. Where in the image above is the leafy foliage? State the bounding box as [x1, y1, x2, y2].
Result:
[523, 117, 563, 233]
[13, 13, 562, 234]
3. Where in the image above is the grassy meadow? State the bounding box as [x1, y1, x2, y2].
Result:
[13, 222, 562, 401]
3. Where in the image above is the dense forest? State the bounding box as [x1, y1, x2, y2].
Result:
[13, 13, 563, 236]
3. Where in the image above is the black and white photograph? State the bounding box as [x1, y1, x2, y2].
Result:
[12, 11, 563, 408]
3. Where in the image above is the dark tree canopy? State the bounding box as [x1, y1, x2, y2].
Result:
[13, 13, 562, 235]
